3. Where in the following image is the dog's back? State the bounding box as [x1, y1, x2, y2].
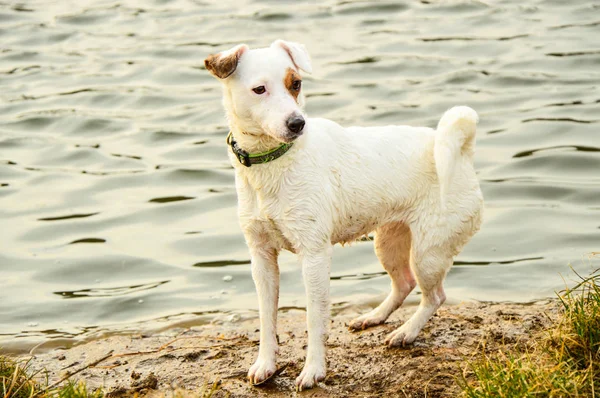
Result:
[282, 114, 482, 248]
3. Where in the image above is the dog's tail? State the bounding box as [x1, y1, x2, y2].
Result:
[434, 106, 479, 209]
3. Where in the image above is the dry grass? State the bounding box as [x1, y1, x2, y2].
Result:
[555, 268, 600, 372]
[0, 357, 40, 398]
[0, 355, 104, 398]
[460, 266, 600, 397]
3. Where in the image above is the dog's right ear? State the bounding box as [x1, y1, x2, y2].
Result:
[271, 40, 312, 74]
[204, 44, 249, 79]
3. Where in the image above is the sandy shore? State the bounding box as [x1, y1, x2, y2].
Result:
[25, 300, 559, 397]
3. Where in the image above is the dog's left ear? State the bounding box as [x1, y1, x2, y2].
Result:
[271, 40, 312, 74]
[204, 44, 249, 79]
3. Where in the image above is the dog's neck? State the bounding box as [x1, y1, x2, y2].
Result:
[227, 125, 284, 155]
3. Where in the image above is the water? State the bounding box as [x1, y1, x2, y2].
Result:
[1, 0, 599, 352]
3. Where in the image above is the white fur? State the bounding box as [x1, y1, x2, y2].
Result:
[205, 40, 484, 391]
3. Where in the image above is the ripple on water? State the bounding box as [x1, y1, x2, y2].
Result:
[485, 151, 600, 182]
[513, 145, 600, 158]
[68, 238, 106, 244]
[334, 2, 409, 15]
[149, 195, 195, 203]
[38, 212, 99, 221]
[54, 280, 170, 299]
[1, 115, 133, 137]
[192, 260, 250, 268]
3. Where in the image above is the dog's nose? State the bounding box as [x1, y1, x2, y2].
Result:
[286, 116, 305, 135]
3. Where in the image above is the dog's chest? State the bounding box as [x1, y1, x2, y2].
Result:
[237, 173, 296, 252]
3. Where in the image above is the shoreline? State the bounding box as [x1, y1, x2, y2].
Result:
[21, 300, 559, 397]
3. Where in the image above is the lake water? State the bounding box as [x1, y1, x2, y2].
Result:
[1, 0, 599, 353]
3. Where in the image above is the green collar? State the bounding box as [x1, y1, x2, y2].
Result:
[226, 131, 294, 167]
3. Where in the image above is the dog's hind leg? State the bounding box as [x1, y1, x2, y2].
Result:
[247, 244, 280, 385]
[385, 242, 452, 347]
[349, 222, 415, 331]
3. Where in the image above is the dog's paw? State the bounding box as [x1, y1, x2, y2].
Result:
[248, 358, 277, 385]
[348, 313, 386, 331]
[295, 362, 326, 391]
[385, 323, 419, 347]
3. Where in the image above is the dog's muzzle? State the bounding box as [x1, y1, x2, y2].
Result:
[286, 115, 305, 138]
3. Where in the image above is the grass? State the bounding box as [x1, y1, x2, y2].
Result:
[55, 382, 103, 398]
[0, 357, 40, 398]
[460, 266, 600, 397]
[556, 268, 600, 371]
[0, 355, 104, 398]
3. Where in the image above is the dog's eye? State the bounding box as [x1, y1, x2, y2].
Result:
[292, 80, 302, 91]
[252, 86, 266, 95]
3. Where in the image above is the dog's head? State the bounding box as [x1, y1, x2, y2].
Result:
[205, 40, 312, 143]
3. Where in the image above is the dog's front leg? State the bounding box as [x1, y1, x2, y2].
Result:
[296, 245, 332, 391]
[247, 244, 280, 385]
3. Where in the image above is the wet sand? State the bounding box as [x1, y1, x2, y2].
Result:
[27, 300, 559, 397]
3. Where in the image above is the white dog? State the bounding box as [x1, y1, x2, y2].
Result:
[205, 40, 483, 391]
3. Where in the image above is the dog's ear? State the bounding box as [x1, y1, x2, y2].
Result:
[204, 44, 249, 79]
[271, 40, 312, 74]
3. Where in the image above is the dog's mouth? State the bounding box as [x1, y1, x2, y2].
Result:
[281, 130, 304, 143]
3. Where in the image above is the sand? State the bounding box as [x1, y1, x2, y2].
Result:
[26, 300, 559, 397]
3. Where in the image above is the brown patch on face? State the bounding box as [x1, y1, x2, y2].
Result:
[284, 67, 302, 102]
[204, 46, 245, 79]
